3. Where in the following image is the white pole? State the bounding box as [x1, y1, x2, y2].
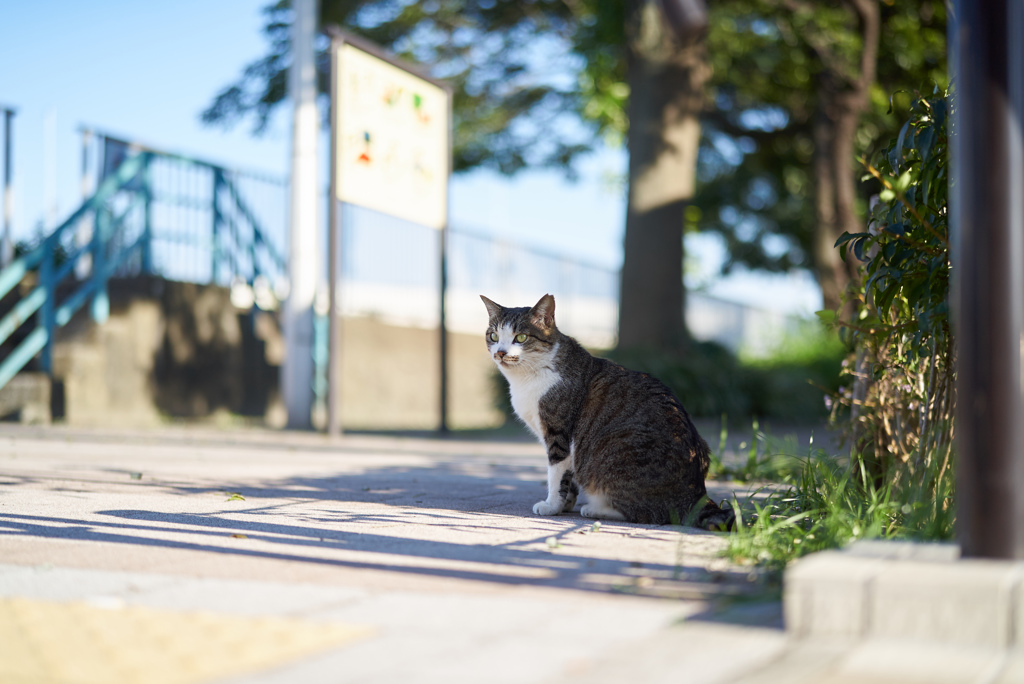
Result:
[76, 128, 93, 280]
[1, 107, 14, 268]
[283, 0, 320, 429]
[43, 109, 57, 231]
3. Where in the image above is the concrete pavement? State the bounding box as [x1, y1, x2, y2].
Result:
[0, 425, 786, 684]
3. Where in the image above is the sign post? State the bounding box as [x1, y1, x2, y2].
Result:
[326, 28, 452, 436]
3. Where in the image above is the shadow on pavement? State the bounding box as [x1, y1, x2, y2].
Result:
[0, 456, 778, 624]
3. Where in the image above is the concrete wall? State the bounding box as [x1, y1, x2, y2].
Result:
[52, 278, 277, 427]
[337, 316, 503, 431]
[45, 277, 503, 431]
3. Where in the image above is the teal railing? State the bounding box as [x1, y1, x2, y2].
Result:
[0, 146, 286, 393]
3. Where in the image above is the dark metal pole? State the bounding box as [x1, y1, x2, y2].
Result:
[952, 0, 1024, 559]
[2, 107, 15, 268]
[327, 36, 342, 438]
[438, 91, 452, 435]
[439, 221, 449, 434]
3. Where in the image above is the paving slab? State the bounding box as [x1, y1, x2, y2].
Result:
[0, 425, 783, 684]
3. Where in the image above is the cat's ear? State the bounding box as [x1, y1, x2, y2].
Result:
[530, 294, 556, 330]
[480, 295, 503, 320]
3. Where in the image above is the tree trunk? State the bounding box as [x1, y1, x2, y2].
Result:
[811, 0, 880, 315]
[813, 92, 865, 314]
[617, 0, 708, 352]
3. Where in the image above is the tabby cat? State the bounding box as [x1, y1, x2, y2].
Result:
[482, 293, 734, 530]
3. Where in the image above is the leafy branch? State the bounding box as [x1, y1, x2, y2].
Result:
[858, 156, 947, 246]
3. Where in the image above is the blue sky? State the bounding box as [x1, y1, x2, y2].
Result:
[0, 0, 821, 316]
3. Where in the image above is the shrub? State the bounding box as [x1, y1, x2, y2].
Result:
[725, 90, 956, 571]
[830, 91, 953, 489]
[613, 328, 843, 422]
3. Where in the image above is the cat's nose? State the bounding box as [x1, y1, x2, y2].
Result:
[496, 350, 506, 359]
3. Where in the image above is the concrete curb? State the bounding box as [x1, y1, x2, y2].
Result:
[786, 541, 1023, 649]
[731, 541, 1024, 684]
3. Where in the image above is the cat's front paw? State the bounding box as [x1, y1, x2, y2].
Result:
[533, 500, 562, 516]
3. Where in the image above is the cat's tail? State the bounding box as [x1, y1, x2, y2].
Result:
[695, 498, 736, 532]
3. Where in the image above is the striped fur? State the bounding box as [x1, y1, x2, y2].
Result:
[481, 294, 734, 531]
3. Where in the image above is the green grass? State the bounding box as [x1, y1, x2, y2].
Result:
[720, 432, 956, 572]
[708, 416, 815, 483]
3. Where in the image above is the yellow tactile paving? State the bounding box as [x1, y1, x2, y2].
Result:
[0, 597, 371, 684]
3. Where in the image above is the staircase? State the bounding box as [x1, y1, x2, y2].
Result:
[0, 137, 290, 422]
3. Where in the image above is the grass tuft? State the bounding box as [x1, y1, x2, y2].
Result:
[722, 436, 955, 572]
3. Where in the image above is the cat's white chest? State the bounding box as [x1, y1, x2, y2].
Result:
[506, 366, 561, 442]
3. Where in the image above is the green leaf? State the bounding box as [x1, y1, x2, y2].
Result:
[916, 126, 936, 162]
[876, 282, 899, 312]
[834, 231, 871, 248]
[895, 171, 913, 193]
[853, 237, 868, 261]
[932, 98, 948, 129]
[891, 119, 912, 171]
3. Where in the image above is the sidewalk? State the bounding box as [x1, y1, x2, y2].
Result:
[0, 425, 785, 684]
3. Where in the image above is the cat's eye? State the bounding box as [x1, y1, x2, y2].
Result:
[515, 333, 527, 343]
[489, 332, 498, 342]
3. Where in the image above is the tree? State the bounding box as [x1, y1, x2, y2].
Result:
[696, 1, 946, 313]
[203, 0, 705, 352]
[617, 1, 708, 351]
[207, 2, 945, 347]
[205, 1, 605, 175]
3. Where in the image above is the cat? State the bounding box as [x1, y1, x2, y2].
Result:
[481, 293, 734, 530]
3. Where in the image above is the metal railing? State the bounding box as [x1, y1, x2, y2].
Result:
[331, 204, 622, 349]
[0, 146, 285, 392]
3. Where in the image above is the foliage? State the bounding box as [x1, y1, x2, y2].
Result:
[724, 91, 955, 571]
[613, 327, 843, 421]
[207, 1, 698, 353]
[612, 342, 753, 419]
[206, 0, 949, 324]
[203, 0, 627, 176]
[829, 91, 953, 482]
[695, 1, 947, 275]
[741, 323, 845, 421]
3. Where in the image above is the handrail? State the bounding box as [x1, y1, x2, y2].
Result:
[80, 126, 287, 186]
[221, 174, 286, 275]
[0, 144, 285, 397]
[0, 151, 149, 303]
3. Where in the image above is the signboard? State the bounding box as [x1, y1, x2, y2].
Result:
[326, 29, 453, 437]
[335, 42, 449, 229]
